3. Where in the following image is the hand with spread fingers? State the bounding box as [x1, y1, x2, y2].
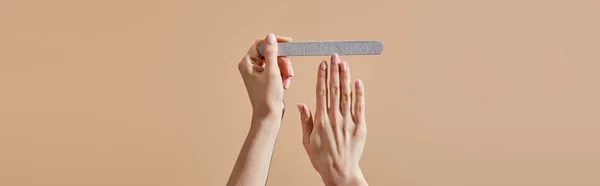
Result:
[297, 55, 369, 186]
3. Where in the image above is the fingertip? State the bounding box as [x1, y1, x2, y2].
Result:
[263, 33, 280, 73]
[266, 33, 276, 45]
[297, 103, 311, 121]
[262, 33, 277, 55]
[331, 54, 339, 66]
[341, 61, 348, 72]
[356, 79, 363, 89]
[318, 60, 328, 81]
[279, 57, 294, 77]
[284, 78, 291, 89]
[277, 36, 293, 42]
[320, 60, 327, 71]
[297, 104, 304, 114]
[303, 104, 311, 117]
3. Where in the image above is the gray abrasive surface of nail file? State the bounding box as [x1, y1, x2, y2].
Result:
[258, 41, 384, 56]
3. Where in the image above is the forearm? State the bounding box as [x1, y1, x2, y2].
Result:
[227, 114, 281, 186]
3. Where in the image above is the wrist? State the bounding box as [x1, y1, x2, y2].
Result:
[251, 103, 283, 124]
[323, 177, 368, 186]
[321, 168, 367, 186]
[252, 110, 282, 121]
[250, 110, 282, 133]
[252, 100, 284, 115]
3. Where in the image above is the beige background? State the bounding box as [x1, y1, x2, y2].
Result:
[1, 0, 599, 185]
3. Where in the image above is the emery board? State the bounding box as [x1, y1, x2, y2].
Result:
[258, 41, 384, 56]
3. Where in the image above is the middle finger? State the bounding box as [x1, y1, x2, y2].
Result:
[329, 54, 340, 113]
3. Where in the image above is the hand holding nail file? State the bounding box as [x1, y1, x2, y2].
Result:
[258, 41, 384, 56]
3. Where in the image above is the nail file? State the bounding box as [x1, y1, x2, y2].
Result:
[258, 41, 384, 56]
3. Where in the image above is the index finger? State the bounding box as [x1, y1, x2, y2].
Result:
[316, 61, 328, 115]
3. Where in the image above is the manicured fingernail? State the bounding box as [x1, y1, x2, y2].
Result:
[289, 67, 294, 77]
[266, 33, 276, 44]
[332, 54, 339, 64]
[320, 61, 327, 70]
[341, 62, 348, 72]
[356, 79, 363, 88]
[284, 79, 291, 89]
[303, 105, 310, 117]
[296, 104, 305, 120]
[296, 104, 303, 113]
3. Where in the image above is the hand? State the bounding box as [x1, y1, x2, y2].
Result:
[238, 33, 294, 121]
[296, 55, 368, 186]
[227, 34, 294, 186]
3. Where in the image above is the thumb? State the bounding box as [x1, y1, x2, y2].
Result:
[297, 104, 314, 137]
[262, 33, 281, 76]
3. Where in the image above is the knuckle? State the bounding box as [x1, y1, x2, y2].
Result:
[253, 40, 263, 50]
[263, 49, 272, 55]
[317, 120, 329, 129]
[354, 126, 367, 139]
[317, 88, 327, 98]
[265, 45, 277, 52]
[262, 48, 274, 55]
[356, 104, 364, 112]
[331, 86, 339, 95]
[355, 90, 363, 97]
[252, 40, 262, 48]
[344, 125, 353, 134]
[344, 127, 355, 137]
[317, 70, 327, 79]
[341, 92, 351, 102]
[237, 64, 246, 74]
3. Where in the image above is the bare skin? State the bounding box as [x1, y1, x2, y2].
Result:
[228, 34, 369, 186]
[227, 33, 293, 186]
[297, 55, 369, 186]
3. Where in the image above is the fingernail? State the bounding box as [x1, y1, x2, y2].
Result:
[296, 104, 305, 119]
[303, 106, 310, 117]
[289, 67, 294, 77]
[332, 54, 339, 64]
[284, 79, 291, 89]
[356, 79, 363, 88]
[320, 61, 327, 70]
[266, 33, 276, 44]
[341, 62, 348, 72]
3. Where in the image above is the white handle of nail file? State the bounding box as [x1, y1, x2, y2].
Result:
[258, 41, 384, 56]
